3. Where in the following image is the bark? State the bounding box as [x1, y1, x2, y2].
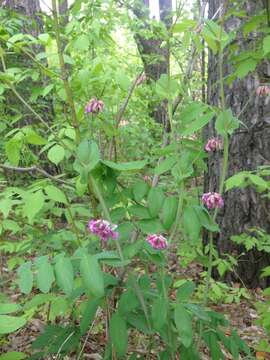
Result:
[205, 0, 270, 287]
[133, 0, 172, 130]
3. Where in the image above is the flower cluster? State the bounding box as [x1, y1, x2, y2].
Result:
[88, 219, 118, 242]
[85, 97, 104, 114]
[146, 234, 168, 250]
[202, 192, 224, 209]
[205, 137, 222, 152]
[256, 85, 270, 96]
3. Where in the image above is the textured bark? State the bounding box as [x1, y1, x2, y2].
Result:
[133, 0, 172, 129]
[205, 0, 270, 287]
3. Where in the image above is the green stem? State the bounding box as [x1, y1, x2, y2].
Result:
[51, 0, 80, 144]
[198, 8, 230, 350]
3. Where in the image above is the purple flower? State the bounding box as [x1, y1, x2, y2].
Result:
[88, 219, 118, 242]
[85, 97, 104, 114]
[146, 234, 168, 250]
[202, 192, 224, 209]
[205, 137, 222, 152]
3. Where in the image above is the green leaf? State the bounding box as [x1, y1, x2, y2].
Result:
[183, 206, 201, 242]
[248, 174, 268, 189]
[5, 139, 21, 166]
[151, 297, 167, 330]
[0, 303, 21, 315]
[132, 181, 149, 202]
[194, 206, 219, 232]
[17, 261, 33, 294]
[161, 196, 178, 230]
[172, 19, 197, 33]
[154, 156, 177, 175]
[147, 187, 165, 217]
[23, 190, 45, 223]
[118, 289, 139, 315]
[215, 109, 239, 135]
[156, 74, 178, 99]
[174, 304, 193, 348]
[182, 112, 214, 136]
[102, 159, 147, 171]
[0, 198, 13, 218]
[176, 281, 195, 302]
[110, 312, 128, 358]
[128, 205, 152, 219]
[48, 144, 65, 165]
[73, 34, 90, 51]
[203, 332, 224, 360]
[225, 172, 247, 191]
[77, 140, 100, 169]
[80, 254, 104, 298]
[24, 129, 47, 145]
[263, 35, 270, 55]
[55, 256, 74, 296]
[80, 298, 100, 335]
[235, 59, 257, 79]
[0, 352, 27, 360]
[0, 315, 26, 334]
[138, 219, 165, 233]
[35, 256, 55, 293]
[45, 185, 67, 204]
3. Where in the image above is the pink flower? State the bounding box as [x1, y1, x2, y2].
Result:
[88, 219, 118, 242]
[256, 85, 270, 96]
[85, 97, 104, 114]
[202, 192, 224, 209]
[205, 137, 222, 152]
[146, 234, 168, 250]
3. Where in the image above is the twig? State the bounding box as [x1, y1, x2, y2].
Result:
[108, 71, 143, 160]
[0, 164, 71, 186]
[51, 0, 80, 144]
[76, 320, 96, 360]
[55, 331, 75, 360]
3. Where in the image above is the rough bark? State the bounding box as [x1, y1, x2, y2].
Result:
[205, 0, 270, 287]
[133, 0, 172, 130]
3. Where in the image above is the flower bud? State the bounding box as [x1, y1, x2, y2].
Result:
[146, 234, 168, 250]
[202, 192, 224, 209]
[205, 137, 223, 152]
[88, 219, 118, 242]
[85, 97, 104, 114]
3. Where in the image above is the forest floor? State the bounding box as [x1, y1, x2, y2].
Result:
[1, 249, 269, 359]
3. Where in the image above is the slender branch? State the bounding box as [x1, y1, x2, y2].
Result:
[51, 0, 80, 143]
[109, 71, 143, 159]
[0, 164, 71, 186]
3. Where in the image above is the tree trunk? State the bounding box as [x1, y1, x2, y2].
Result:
[133, 0, 172, 130]
[205, 0, 270, 287]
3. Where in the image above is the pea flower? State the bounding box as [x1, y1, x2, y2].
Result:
[88, 219, 118, 242]
[205, 137, 222, 152]
[85, 97, 104, 114]
[256, 85, 270, 96]
[202, 192, 224, 209]
[146, 234, 168, 250]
